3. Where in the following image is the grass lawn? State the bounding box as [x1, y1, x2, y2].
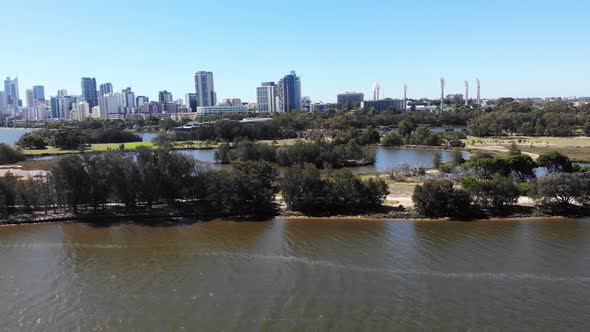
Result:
[464, 136, 590, 162]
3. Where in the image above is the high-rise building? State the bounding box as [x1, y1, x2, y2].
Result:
[158, 90, 173, 103]
[121, 87, 136, 109]
[4, 76, 19, 109]
[194, 71, 216, 107]
[33, 85, 45, 102]
[50, 95, 76, 119]
[256, 82, 278, 113]
[185, 93, 197, 112]
[98, 93, 125, 118]
[81, 77, 98, 108]
[57, 89, 69, 97]
[337, 92, 364, 108]
[0, 91, 7, 114]
[26, 89, 34, 107]
[136, 96, 149, 107]
[99, 83, 113, 96]
[277, 71, 301, 112]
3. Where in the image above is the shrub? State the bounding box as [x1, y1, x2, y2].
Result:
[0, 144, 25, 165]
[412, 179, 471, 218]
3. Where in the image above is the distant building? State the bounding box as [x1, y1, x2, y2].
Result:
[158, 90, 173, 103]
[33, 85, 45, 102]
[362, 99, 406, 112]
[194, 71, 216, 107]
[22, 105, 48, 121]
[196, 105, 249, 116]
[81, 77, 98, 108]
[312, 102, 338, 112]
[121, 87, 136, 112]
[337, 92, 364, 108]
[185, 93, 198, 112]
[256, 82, 278, 113]
[161, 102, 179, 113]
[57, 89, 69, 97]
[0, 91, 7, 114]
[136, 96, 149, 107]
[26, 89, 34, 107]
[98, 93, 125, 118]
[99, 83, 113, 96]
[51, 95, 77, 119]
[446, 94, 464, 103]
[277, 71, 301, 112]
[4, 76, 19, 110]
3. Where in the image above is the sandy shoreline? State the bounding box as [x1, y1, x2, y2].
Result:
[0, 213, 581, 227]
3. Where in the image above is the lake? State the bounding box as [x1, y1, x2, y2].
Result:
[0, 128, 33, 145]
[1, 218, 589, 331]
[34, 147, 466, 174]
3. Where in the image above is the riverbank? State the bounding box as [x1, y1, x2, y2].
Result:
[1, 204, 585, 227]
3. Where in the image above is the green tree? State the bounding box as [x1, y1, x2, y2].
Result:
[537, 151, 574, 173]
[412, 179, 471, 218]
[530, 173, 590, 207]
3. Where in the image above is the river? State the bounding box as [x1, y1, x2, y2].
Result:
[0, 128, 33, 145]
[0, 218, 589, 331]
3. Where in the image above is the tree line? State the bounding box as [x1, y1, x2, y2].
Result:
[215, 140, 375, 169]
[16, 127, 142, 150]
[468, 101, 590, 137]
[0, 148, 390, 218]
[412, 149, 590, 218]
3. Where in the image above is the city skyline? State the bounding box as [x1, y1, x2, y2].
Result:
[1, 0, 589, 102]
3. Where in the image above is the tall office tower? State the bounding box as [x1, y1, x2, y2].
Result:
[465, 81, 469, 105]
[136, 96, 149, 107]
[50, 95, 76, 119]
[33, 85, 45, 102]
[194, 71, 216, 107]
[99, 83, 113, 96]
[277, 71, 302, 112]
[121, 87, 136, 108]
[256, 82, 278, 113]
[98, 93, 125, 118]
[26, 89, 34, 107]
[0, 91, 7, 114]
[158, 90, 173, 103]
[81, 77, 98, 108]
[185, 93, 198, 112]
[57, 89, 69, 97]
[4, 76, 19, 108]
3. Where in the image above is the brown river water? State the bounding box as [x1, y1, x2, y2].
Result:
[1, 218, 590, 331]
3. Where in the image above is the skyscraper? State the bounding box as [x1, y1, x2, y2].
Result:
[57, 89, 69, 97]
[277, 71, 301, 112]
[158, 90, 173, 103]
[4, 76, 19, 108]
[81, 77, 98, 108]
[50, 95, 76, 119]
[194, 71, 216, 107]
[33, 85, 45, 102]
[26, 89, 34, 107]
[0, 92, 7, 114]
[185, 93, 198, 112]
[99, 83, 113, 97]
[256, 82, 278, 113]
[121, 87, 136, 109]
[136, 96, 149, 107]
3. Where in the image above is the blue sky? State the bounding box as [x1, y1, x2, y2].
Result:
[1, 0, 589, 103]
